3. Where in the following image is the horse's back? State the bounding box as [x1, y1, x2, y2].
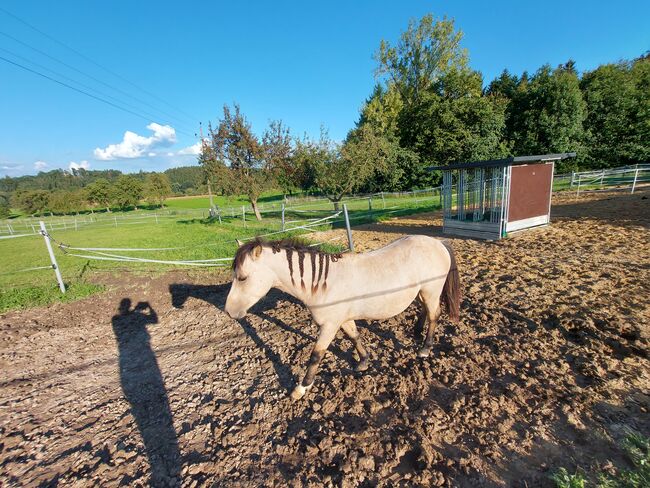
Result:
[366, 235, 449, 268]
[328, 235, 451, 321]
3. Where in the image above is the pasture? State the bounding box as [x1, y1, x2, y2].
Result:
[0, 188, 648, 486]
[0, 190, 442, 312]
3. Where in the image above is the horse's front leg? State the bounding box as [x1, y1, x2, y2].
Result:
[290, 323, 339, 401]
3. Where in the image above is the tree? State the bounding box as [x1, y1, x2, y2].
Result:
[262, 120, 295, 198]
[12, 190, 50, 215]
[293, 129, 384, 210]
[581, 56, 650, 167]
[85, 178, 113, 212]
[164, 166, 204, 195]
[48, 190, 85, 214]
[358, 83, 404, 136]
[398, 67, 508, 181]
[144, 173, 172, 206]
[0, 192, 10, 219]
[374, 14, 467, 107]
[111, 175, 143, 210]
[204, 104, 275, 220]
[511, 63, 586, 171]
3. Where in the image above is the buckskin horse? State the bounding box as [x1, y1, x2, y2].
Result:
[225, 235, 460, 400]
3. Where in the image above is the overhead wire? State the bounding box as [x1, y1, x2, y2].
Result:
[0, 45, 194, 133]
[0, 30, 196, 135]
[0, 5, 199, 124]
[0, 54, 187, 130]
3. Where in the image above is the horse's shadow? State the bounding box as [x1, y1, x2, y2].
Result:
[168, 283, 357, 391]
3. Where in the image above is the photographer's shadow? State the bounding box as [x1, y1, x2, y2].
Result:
[112, 298, 181, 486]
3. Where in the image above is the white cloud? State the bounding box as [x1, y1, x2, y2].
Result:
[2, 163, 23, 171]
[69, 160, 90, 171]
[148, 152, 156, 157]
[93, 123, 177, 160]
[167, 152, 174, 157]
[177, 140, 203, 156]
[34, 160, 48, 170]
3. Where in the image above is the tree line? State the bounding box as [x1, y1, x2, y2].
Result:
[0, 166, 205, 217]
[1, 173, 172, 217]
[199, 15, 648, 220]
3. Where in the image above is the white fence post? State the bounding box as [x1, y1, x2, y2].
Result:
[343, 204, 354, 253]
[281, 203, 286, 231]
[39, 221, 66, 293]
[631, 166, 639, 193]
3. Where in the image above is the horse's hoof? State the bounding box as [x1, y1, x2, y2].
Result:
[418, 347, 431, 358]
[290, 386, 305, 401]
[290, 383, 311, 401]
[355, 359, 369, 372]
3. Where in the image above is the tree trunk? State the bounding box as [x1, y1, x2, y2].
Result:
[332, 200, 340, 211]
[251, 199, 262, 221]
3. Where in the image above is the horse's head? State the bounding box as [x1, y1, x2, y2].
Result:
[225, 239, 276, 319]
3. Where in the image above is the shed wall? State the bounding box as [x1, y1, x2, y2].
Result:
[507, 162, 553, 222]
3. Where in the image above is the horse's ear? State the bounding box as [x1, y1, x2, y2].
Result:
[252, 243, 263, 259]
[235, 239, 244, 247]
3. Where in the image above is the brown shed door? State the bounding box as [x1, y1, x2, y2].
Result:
[508, 162, 553, 222]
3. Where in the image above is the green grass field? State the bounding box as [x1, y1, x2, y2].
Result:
[0, 193, 442, 312]
[164, 190, 287, 210]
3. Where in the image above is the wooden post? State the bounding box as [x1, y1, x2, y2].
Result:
[39, 221, 65, 293]
[281, 203, 286, 231]
[343, 204, 354, 253]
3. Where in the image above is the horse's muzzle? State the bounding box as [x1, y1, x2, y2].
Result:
[225, 307, 246, 320]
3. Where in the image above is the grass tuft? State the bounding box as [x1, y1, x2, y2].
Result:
[551, 468, 587, 488]
[0, 281, 104, 313]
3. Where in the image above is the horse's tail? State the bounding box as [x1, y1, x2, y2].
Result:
[441, 241, 461, 322]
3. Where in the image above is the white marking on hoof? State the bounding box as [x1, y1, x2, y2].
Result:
[290, 383, 312, 401]
[418, 348, 430, 358]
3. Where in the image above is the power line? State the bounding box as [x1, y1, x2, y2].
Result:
[0, 5, 199, 124]
[0, 54, 195, 136]
[0, 45, 194, 133]
[0, 30, 197, 133]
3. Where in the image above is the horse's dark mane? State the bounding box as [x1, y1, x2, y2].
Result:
[232, 237, 343, 272]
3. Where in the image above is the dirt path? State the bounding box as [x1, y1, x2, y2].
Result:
[1, 189, 649, 487]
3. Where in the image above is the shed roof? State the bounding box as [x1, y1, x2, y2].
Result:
[428, 152, 576, 171]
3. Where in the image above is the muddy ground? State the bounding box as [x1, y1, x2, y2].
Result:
[1, 189, 649, 487]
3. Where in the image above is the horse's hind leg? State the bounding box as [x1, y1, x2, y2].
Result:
[340, 320, 369, 372]
[290, 323, 339, 401]
[417, 289, 442, 358]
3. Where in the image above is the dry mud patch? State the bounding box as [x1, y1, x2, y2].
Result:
[1, 189, 649, 487]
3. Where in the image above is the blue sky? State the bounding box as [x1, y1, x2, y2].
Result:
[1, 0, 648, 177]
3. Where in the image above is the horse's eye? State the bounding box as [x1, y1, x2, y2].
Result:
[237, 276, 248, 282]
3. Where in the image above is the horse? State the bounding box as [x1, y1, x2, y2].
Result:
[225, 235, 460, 400]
